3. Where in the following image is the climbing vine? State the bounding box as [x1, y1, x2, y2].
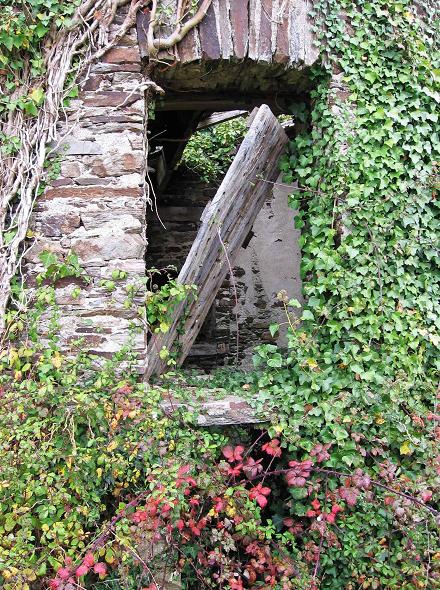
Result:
[0, 0, 439, 589]
[0, 0, 212, 333]
[252, 0, 440, 586]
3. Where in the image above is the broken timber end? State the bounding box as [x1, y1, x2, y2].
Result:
[159, 394, 267, 426]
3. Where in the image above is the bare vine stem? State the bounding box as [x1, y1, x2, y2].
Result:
[217, 226, 240, 366]
[0, 0, 212, 334]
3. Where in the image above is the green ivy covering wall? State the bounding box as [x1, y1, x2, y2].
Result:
[0, 1, 439, 588]
[283, 0, 439, 400]
[252, 0, 439, 585]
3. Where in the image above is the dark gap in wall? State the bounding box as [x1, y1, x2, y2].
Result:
[145, 99, 307, 371]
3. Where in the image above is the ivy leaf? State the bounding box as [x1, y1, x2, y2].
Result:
[29, 87, 45, 105]
[269, 323, 279, 337]
[35, 23, 48, 38]
[301, 310, 314, 321]
[399, 441, 412, 455]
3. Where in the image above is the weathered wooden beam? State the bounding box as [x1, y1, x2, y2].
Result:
[145, 105, 288, 378]
[197, 110, 248, 130]
[160, 393, 266, 426]
[155, 94, 291, 114]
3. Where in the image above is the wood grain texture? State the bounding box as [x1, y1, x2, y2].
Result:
[145, 105, 288, 378]
[160, 394, 267, 425]
[197, 110, 248, 129]
[230, 0, 249, 59]
[259, 0, 273, 61]
[198, 0, 222, 60]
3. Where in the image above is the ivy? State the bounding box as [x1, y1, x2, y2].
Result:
[179, 116, 248, 183]
[0, 0, 79, 116]
[252, 0, 440, 586]
[1, 1, 439, 588]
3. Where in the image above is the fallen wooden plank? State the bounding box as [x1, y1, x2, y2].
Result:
[197, 110, 248, 130]
[145, 104, 288, 378]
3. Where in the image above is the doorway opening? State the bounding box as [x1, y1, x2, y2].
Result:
[145, 97, 306, 372]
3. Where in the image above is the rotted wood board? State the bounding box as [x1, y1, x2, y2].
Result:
[145, 104, 288, 378]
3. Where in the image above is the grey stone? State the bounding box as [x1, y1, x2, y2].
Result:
[71, 233, 145, 262]
[56, 140, 103, 155]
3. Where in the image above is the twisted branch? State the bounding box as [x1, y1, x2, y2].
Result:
[0, 0, 211, 334]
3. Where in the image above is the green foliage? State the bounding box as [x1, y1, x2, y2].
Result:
[249, 0, 440, 586]
[0, 0, 79, 116]
[0, 133, 21, 155]
[0, 345, 229, 589]
[146, 271, 197, 335]
[37, 250, 85, 286]
[179, 116, 248, 183]
[1, 1, 439, 588]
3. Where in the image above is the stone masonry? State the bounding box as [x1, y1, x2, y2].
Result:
[23, 1, 316, 373]
[25, 7, 148, 366]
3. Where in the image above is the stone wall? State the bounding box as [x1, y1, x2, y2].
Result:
[232, 174, 303, 367]
[22, 1, 313, 373]
[25, 8, 148, 367]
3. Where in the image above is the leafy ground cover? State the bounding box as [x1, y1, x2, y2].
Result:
[0, 0, 439, 588]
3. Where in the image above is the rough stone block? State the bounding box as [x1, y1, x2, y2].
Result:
[24, 239, 67, 263]
[90, 152, 144, 177]
[74, 177, 112, 186]
[60, 161, 83, 178]
[92, 62, 141, 74]
[56, 140, 103, 156]
[101, 46, 140, 64]
[39, 211, 81, 237]
[81, 91, 142, 108]
[71, 233, 145, 263]
[80, 212, 142, 232]
[82, 75, 104, 91]
[41, 186, 142, 201]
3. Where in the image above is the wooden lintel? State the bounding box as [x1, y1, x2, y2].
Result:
[155, 95, 291, 115]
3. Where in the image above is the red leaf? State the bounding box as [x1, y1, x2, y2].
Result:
[229, 577, 244, 590]
[93, 562, 107, 576]
[222, 445, 244, 462]
[75, 564, 89, 578]
[214, 497, 225, 512]
[242, 457, 263, 479]
[57, 568, 70, 580]
[161, 502, 172, 514]
[339, 486, 359, 506]
[83, 552, 95, 568]
[310, 442, 331, 462]
[256, 494, 268, 508]
[249, 483, 271, 508]
[176, 519, 185, 531]
[421, 490, 433, 503]
[132, 509, 147, 523]
[324, 512, 336, 524]
[177, 464, 191, 477]
[228, 464, 243, 477]
[262, 439, 282, 457]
